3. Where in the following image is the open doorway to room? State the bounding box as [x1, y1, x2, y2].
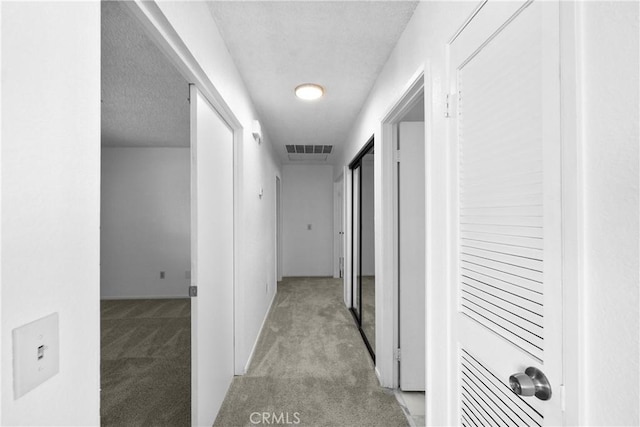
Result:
[101, 4, 238, 425]
[382, 73, 426, 425]
[100, 2, 192, 424]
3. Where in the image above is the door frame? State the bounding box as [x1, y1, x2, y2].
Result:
[379, 67, 428, 389]
[558, 2, 586, 424]
[122, 0, 245, 379]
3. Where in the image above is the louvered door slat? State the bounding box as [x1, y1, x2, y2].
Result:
[462, 290, 543, 330]
[461, 378, 511, 427]
[462, 286, 542, 324]
[461, 273, 542, 311]
[461, 185, 542, 204]
[462, 368, 520, 427]
[461, 253, 543, 283]
[462, 261, 542, 295]
[458, 0, 543, 361]
[461, 231, 543, 251]
[461, 205, 542, 218]
[461, 238, 542, 260]
[460, 224, 543, 240]
[462, 245, 542, 271]
[461, 214, 542, 228]
[462, 350, 542, 425]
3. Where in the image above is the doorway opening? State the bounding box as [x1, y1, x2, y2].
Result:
[100, 3, 239, 425]
[395, 94, 426, 392]
[380, 70, 426, 424]
[100, 1, 192, 424]
[349, 137, 376, 362]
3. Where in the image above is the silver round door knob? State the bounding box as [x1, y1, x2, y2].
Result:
[509, 367, 552, 401]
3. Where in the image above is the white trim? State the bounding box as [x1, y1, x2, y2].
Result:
[380, 67, 426, 124]
[344, 166, 353, 307]
[560, 2, 585, 424]
[243, 289, 278, 374]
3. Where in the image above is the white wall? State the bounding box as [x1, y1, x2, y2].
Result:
[101, 147, 190, 299]
[336, 0, 639, 425]
[153, 2, 282, 374]
[581, 2, 639, 425]
[282, 164, 334, 277]
[1, 2, 100, 425]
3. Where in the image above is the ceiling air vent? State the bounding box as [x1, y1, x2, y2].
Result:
[285, 144, 333, 161]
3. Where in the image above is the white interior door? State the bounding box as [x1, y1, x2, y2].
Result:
[276, 176, 282, 282]
[449, 1, 562, 425]
[398, 121, 426, 391]
[335, 177, 345, 279]
[190, 85, 234, 426]
[338, 185, 344, 279]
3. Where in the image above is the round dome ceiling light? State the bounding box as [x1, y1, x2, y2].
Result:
[295, 83, 325, 101]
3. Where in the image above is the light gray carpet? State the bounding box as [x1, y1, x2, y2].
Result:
[100, 298, 191, 426]
[213, 277, 408, 427]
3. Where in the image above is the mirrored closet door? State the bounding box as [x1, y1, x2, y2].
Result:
[349, 138, 375, 361]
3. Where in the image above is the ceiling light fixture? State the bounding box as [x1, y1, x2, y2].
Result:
[295, 83, 325, 101]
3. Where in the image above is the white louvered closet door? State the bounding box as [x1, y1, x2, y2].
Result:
[449, 1, 563, 426]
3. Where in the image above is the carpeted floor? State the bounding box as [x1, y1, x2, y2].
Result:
[213, 277, 408, 427]
[100, 298, 191, 426]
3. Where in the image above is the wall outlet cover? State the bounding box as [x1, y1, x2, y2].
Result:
[12, 312, 60, 399]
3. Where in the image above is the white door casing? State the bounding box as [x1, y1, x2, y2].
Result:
[190, 85, 235, 426]
[448, 1, 563, 425]
[398, 122, 426, 391]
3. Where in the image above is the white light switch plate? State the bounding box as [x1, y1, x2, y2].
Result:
[12, 312, 59, 399]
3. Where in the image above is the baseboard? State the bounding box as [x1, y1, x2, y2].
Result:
[242, 290, 278, 374]
[375, 366, 383, 385]
[100, 295, 189, 300]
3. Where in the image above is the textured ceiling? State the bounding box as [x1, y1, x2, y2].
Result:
[101, 1, 189, 147]
[207, 1, 418, 164]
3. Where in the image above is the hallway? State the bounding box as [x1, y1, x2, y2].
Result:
[214, 277, 407, 427]
[1, 1, 638, 426]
